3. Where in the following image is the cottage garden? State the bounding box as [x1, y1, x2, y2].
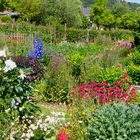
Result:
[1, 0, 140, 140]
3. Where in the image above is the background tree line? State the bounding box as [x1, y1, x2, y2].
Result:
[0, 0, 140, 31]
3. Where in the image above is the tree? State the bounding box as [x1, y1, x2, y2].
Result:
[136, 6, 140, 14]
[13, 0, 41, 21]
[112, 1, 129, 18]
[117, 12, 140, 30]
[90, 0, 115, 29]
[40, 0, 83, 27]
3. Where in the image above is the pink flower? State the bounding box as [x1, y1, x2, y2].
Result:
[108, 93, 115, 101]
[58, 130, 69, 140]
[123, 94, 129, 102]
[114, 81, 121, 86]
[99, 94, 106, 104]
[103, 80, 108, 87]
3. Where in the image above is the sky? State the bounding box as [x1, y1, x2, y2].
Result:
[125, 0, 140, 3]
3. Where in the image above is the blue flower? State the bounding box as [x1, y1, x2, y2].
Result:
[29, 37, 43, 59]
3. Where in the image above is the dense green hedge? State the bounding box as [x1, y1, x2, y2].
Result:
[0, 22, 134, 43]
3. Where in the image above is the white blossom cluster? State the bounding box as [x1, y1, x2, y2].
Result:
[3, 59, 17, 72]
[20, 112, 65, 140]
[0, 49, 26, 79]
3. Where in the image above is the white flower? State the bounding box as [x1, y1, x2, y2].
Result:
[44, 127, 47, 131]
[0, 50, 6, 57]
[18, 69, 26, 79]
[19, 107, 23, 111]
[14, 106, 17, 109]
[11, 122, 14, 126]
[21, 133, 26, 137]
[3, 59, 17, 72]
[30, 124, 37, 130]
[30, 116, 34, 119]
[5, 108, 10, 113]
[16, 102, 19, 105]
[48, 117, 56, 124]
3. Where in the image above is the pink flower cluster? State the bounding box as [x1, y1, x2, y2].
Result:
[71, 72, 137, 104]
[58, 125, 69, 140]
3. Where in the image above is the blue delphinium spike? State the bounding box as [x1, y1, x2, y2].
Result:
[29, 36, 43, 59]
[29, 51, 36, 58]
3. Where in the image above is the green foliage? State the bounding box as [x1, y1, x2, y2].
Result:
[66, 91, 95, 140]
[0, 53, 39, 119]
[90, 0, 115, 29]
[35, 60, 72, 103]
[112, 1, 129, 18]
[0, 0, 10, 11]
[0, 22, 134, 44]
[81, 15, 90, 29]
[128, 63, 140, 84]
[1, 15, 12, 23]
[88, 102, 140, 140]
[98, 66, 124, 85]
[14, 0, 41, 20]
[81, 59, 124, 85]
[68, 52, 85, 78]
[0, 113, 11, 139]
[133, 31, 140, 46]
[40, 0, 83, 27]
[118, 12, 140, 30]
[131, 50, 140, 65]
[66, 28, 87, 42]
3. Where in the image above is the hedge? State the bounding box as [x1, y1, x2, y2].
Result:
[0, 22, 134, 43]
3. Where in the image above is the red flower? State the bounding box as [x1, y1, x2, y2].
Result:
[58, 130, 69, 140]
[99, 94, 106, 104]
[70, 91, 75, 96]
[114, 81, 121, 86]
[72, 85, 76, 89]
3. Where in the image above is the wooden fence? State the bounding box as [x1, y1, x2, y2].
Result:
[0, 33, 34, 55]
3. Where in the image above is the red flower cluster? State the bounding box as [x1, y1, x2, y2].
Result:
[58, 126, 69, 140]
[71, 72, 137, 104]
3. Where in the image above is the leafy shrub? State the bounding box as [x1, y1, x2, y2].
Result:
[66, 28, 87, 42]
[35, 57, 72, 103]
[88, 103, 140, 140]
[1, 16, 12, 23]
[128, 64, 140, 84]
[0, 49, 39, 119]
[101, 29, 134, 41]
[133, 31, 140, 46]
[81, 60, 124, 85]
[98, 66, 124, 85]
[131, 50, 140, 65]
[68, 52, 84, 78]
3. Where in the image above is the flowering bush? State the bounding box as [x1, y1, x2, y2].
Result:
[71, 72, 137, 104]
[12, 111, 65, 140]
[0, 49, 39, 120]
